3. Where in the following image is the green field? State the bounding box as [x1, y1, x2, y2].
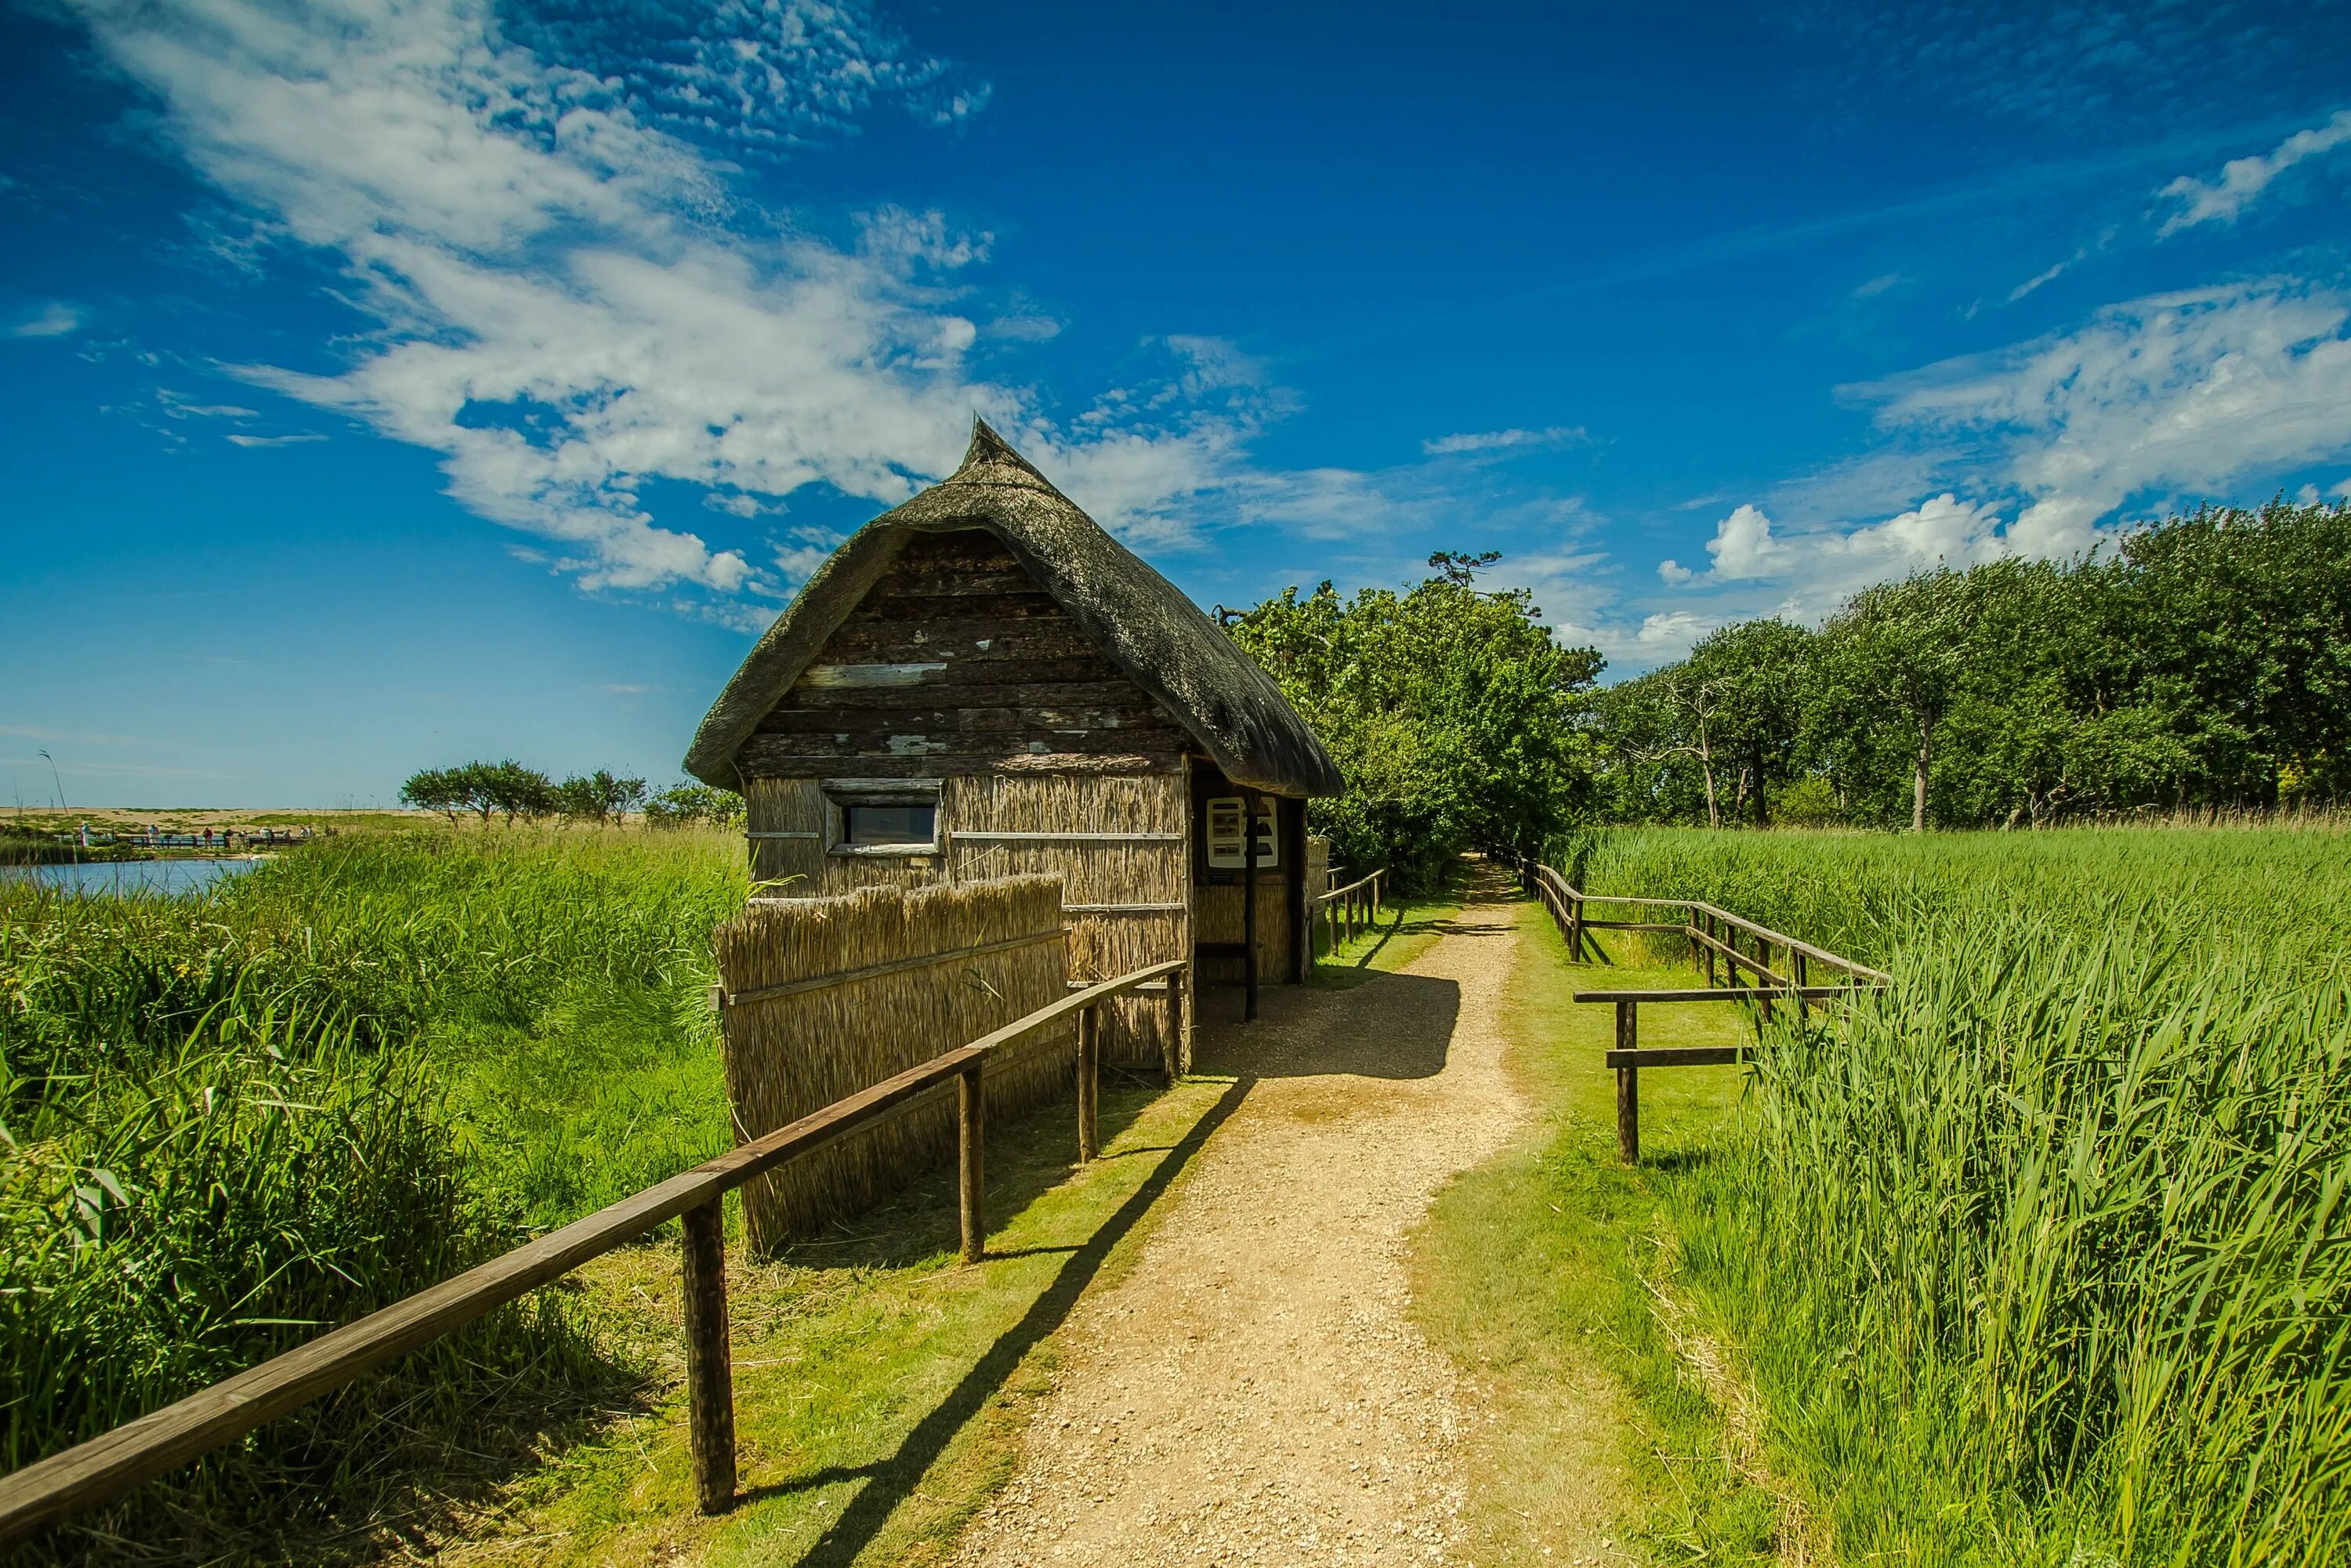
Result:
[1564, 824, 2351, 1564]
[1, 827, 748, 1559]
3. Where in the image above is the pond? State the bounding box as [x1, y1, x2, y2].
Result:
[1, 857, 264, 897]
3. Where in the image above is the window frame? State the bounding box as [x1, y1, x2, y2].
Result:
[822, 777, 943, 857]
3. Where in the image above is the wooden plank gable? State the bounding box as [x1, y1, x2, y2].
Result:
[742, 531, 1193, 777]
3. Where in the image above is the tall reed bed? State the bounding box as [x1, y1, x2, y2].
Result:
[0, 827, 747, 1557]
[1578, 826, 2351, 1563]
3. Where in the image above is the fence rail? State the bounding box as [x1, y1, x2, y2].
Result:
[1510, 854, 1887, 1164]
[0, 955, 1186, 1549]
[1312, 867, 1387, 958]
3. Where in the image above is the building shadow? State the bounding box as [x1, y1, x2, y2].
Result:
[1197, 969, 1462, 1082]
[749, 1073, 1253, 1564]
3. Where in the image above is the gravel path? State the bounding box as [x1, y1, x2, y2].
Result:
[954, 878, 1526, 1566]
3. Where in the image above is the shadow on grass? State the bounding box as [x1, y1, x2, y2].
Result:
[737, 1074, 1254, 1563]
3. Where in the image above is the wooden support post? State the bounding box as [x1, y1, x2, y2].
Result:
[1077, 1004, 1099, 1162]
[1614, 1001, 1639, 1165]
[958, 1066, 984, 1263]
[1704, 914, 1718, 986]
[681, 1199, 737, 1515]
[1243, 792, 1260, 1023]
[1570, 894, 1585, 961]
[1161, 969, 1186, 1083]
[1793, 951, 1809, 1020]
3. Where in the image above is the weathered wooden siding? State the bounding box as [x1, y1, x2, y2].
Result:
[737, 531, 1196, 1072]
[739, 531, 1192, 779]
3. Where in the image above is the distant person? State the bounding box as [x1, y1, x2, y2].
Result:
[78, 822, 89, 848]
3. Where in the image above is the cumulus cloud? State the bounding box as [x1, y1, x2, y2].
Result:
[63, 0, 1278, 600]
[1660, 494, 2005, 613]
[2159, 108, 2351, 233]
[1869, 281, 2351, 555]
[9, 302, 84, 339]
[1420, 425, 1588, 457]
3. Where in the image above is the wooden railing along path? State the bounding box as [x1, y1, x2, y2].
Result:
[0, 958, 1187, 1550]
[1512, 856, 1889, 1164]
[1312, 867, 1387, 958]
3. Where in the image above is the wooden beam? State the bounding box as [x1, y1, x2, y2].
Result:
[957, 1067, 984, 1263]
[1242, 789, 1259, 1023]
[1614, 1001, 1639, 1164]
[1605, 1047, 1748, 1068]
[680, 1200, 736, 1515]
[1574, 987, 1876, 1004]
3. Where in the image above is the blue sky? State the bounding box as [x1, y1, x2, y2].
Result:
[5, 0, 2350, 808]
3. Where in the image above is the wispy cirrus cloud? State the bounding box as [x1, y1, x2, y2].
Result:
[60, 0, 1312, 603]
[9, 302, 84, 339]
[1636, 278, 2351, 646]
[2159, 108, 2351, 233]
[1420, 425, 1588, 457]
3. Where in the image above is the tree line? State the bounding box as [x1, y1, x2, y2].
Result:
[397, 761, 744, 828]
[1223, 499, 2350, 883]
[1599, 499, 2351, 830]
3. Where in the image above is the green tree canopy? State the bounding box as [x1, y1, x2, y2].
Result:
[1229, 552, 1603, 889]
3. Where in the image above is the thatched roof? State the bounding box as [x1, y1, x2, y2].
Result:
[685, 421, 1343, 798]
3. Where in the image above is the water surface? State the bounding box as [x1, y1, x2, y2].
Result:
[2, 858, 263, 896]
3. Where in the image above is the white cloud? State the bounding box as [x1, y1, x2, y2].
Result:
[2159, 108, 2351, 233]
[226, 432, 326, 447]
[1869, 281, 2351, 555]
[1702, 502, 1784, 580]
[9, 302, 84, 339]
[65, 0, 1270, 600]
[1420, 425, 1588, 457]
[1851, 272, 1903, 299]
[2006, 255, 2074, 302]
[1661, 494, 2005, 616]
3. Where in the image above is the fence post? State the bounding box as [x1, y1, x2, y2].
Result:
[681, 1199, 737, 1515]
[1570, 889, 1585, 961]
[1161, 968, 1186, 1083]
[958, 1066, 984, 1263]
[1703, 913, 1718, 986]
[1614, 1000, 1639, 1165]
[1793, 950, 1809, 1020]
[1078, 1003, 1099, 1163]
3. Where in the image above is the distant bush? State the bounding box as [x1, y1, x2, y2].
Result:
[644, 780, 744, 828]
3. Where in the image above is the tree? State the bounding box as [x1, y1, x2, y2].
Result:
[1820, 571, 1969, 831]
[474, 760, 555, 826]
[397, 767, 469, 826]
[1229, 552, 1603, 889]
[554, 770, 649, 827]
[645, 782, 745, 827]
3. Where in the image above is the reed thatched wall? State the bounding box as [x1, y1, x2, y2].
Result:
[947, 773, 1189, 1075]
[740, 770, 1193, 1075]
[713, 875, 1068, 1255]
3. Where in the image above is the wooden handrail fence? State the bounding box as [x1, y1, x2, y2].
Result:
[1510, 855, 1888, 1164]
[1312, 867, 1386, 958]
[0, 957, 1187, 1551]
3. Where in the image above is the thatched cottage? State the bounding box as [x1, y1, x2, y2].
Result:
[684, 420, 1343, 1073]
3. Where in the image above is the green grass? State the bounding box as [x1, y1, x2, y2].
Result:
[1407, 893, 1806, 1565]
[0, 827, 746, 1559]
[464, 1070, 1245, 1566]
[1566, 825, 2351, 1566]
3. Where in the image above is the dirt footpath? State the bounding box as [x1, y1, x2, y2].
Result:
[954, 881, 1526, 1566]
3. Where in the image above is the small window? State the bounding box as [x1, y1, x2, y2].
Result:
[824, 780, 940, 856]
[844, 801, 936, 846]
